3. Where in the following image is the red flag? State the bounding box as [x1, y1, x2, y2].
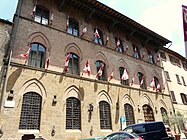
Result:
[96, 63, 104, 78]
[31, 5, 36, 18]
[121, 69, 129, 80]
[105, 35, 109, 46]
[18, 45, 31, 59]
[108, 69, 114, 81]
[81, 26, 87, 37]
[150, 78, 155, 90]
[156, 82, 161, 92]
[182, 5, 187, 42]
[140, 76, 144, 86]
[94, 29, 100, 38]
[49, 12, 54, 25]
[45, 57, 50, 70]
[83, 60, 91, 76]
[66, 17, 69, 31]
[64, 53, 70, 72]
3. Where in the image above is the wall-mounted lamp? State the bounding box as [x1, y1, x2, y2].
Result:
[7, 90, 14, 101]
[155, 107, 158, 114]
[137, 105, 141, 113]
[88, 103, 94, 122]
[51, 125, 55, 136]
[52, 95, 57, 106]
[116, 103, 119, 110]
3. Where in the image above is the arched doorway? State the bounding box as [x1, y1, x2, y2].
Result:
[142, 104, 155, 122]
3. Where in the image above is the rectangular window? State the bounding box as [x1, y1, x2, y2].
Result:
[170, 91, 177, 103]
[180, 93, 187, 105]
[181, 76, 186, 86]
[164, 71, 170, 81]
[176, 74, 181, 84]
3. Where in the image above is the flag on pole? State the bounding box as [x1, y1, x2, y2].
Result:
[18, 45, 31, 59]
[105, 35, 109, 46]
[49, 12, 54, 25]
[31, 5, 36, 18]
[121, 69, 129, 80]
[94, 29, 100, 38]
[150, 78, 155, 90]
[66, 17, 69, 31]
[83, 60, 91, 76]
[116, 39, 120, 48]
[108, 69, 114, 81]
[96, 63, 104, 78]
[156, 82, 161, 92]
[140, 76, 144, 86]
[45, 57, 50, 70]
[64, 53, 70, 72]
[81, 26, 87, 37]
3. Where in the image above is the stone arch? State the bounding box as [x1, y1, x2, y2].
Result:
[19, 78, 47, 100]
[97, 90, 112, 105]
[95, 51, 109, 68]
[122, 94, 135, 108]
[64, 43, 83, 60]
[117, 59, 130, 71]
[140, 93, 154, 109]
[64, 85, 83, 101]
[159, 99, 168, 110]
[28, 32, 51, 54]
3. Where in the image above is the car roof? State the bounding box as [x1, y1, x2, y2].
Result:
[125, 121, 164, 128]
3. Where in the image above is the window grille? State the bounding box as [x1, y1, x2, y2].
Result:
[19, 92, 42, 130]
[99, 101, 112, 129]
[124, 103, 135, 126]
[142, 104, 155, 122]
[66, 97, 81, 129]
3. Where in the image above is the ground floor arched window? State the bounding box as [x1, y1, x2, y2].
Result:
[124, 103, 135, 126]
[142, 104, 155, 122]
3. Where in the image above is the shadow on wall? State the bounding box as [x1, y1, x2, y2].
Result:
[6, 68, 22, 92]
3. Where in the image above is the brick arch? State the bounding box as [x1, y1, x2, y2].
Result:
[64, 85, 83, 101]
[28, 32, 51, 53]
[117, 59, 130, 75]
[122, 94, 135, 108]
[95, 51, 109, 68]
[64, 43, 83, 60]
[97, 90, 112, 106]
[19, 78, 47, 101]
[135, 65, 147, 78]
[152, 70, 161, 79]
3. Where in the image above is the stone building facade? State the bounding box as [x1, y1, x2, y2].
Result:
[0, 0, 174, 140]
[160, 47, 187, 137]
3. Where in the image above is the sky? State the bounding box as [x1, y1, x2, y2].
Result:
[0, 0, 187, 57]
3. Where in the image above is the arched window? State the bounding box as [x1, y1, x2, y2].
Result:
[68, 53, 79, 75]
[133, 45, 141, 59]
[94, 28, 103, 45]
[137, 72, 147, 89]
[66, 97, 81, 130]
[160, 107, 169, 125]
[68, 18, 79, 36]
[147, 50, 155, 64]
[124, 103, 135, 126]
[19, 92, 42, 130]
[119, 67, 129, 86]
[142, 104, 155, 122]
[115, 37, 124, 52]
[99, 101, 112, 129]
[96, 60, 107, 81]
[28, 43, 46, 68]
[34, 6, 49, 25]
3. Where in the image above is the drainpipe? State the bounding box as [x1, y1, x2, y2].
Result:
[0, 0, 23, 112]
